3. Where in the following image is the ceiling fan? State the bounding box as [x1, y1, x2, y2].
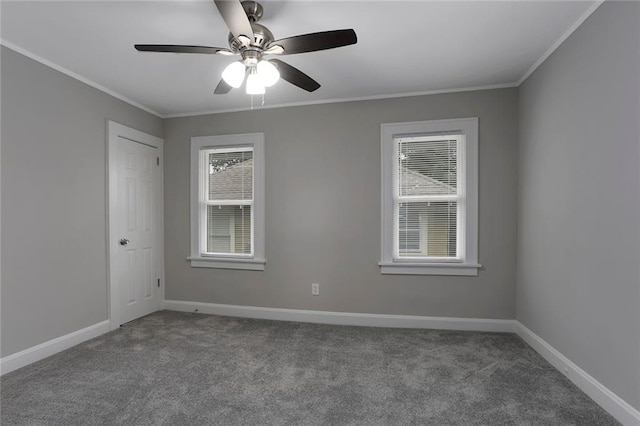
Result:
[134, 0, 358, 95]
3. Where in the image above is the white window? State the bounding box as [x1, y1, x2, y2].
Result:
[189, 133, 265, 270]
[380, 118, 480, 276]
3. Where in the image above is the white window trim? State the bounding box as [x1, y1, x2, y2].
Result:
[189, 133, 265, 270]
[380, 118, 480, 276]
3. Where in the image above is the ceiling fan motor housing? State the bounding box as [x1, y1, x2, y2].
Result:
[228, 1, 272, 52]
[228, 22, 274, 53]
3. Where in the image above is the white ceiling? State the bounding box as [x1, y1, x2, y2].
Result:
[1, 1, 598, 117]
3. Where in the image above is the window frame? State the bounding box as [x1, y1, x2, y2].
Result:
[189, 133, 265, 270]
[380, 118, 480, 276]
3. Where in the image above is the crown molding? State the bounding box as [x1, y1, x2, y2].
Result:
[517, 0, 604, 86]
[0, 39, 162, 118]
[163, 82, 518, 118]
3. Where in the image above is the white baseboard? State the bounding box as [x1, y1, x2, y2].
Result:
[0, 320, 110, 376]
[163, 300, 515, 332]
[515, 321, 640, 426]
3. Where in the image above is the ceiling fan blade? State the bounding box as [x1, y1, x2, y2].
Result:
[135, 44, 235, 55]
[269, 29, 357, 55]
[270, 59, 320, 92]
[214, 0, 254, 45]
[263, 45, 284, 55]
[214, 79, 233, 94]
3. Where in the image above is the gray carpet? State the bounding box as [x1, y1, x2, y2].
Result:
[1, 310, 618, 425]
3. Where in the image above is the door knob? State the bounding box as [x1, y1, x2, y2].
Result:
[119, 238, 130, 246]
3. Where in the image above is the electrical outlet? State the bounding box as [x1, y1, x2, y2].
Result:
[312, 283, 320, 296]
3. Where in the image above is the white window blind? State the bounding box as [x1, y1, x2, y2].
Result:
[201, 147, 253, 256]
[381, 118, 478, 276]
[395, 134, 463, 260]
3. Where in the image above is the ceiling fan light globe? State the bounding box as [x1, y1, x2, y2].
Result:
[222, 61, 246, 88]
[246, 72, 266, 95]
[257, 60, 280, 87]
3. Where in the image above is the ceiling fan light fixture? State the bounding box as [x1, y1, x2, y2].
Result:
[246, 68, 266, 95]
[136, 1, 358, 97]
[257, 60, 280, 87]
[222, 61, 246, 88]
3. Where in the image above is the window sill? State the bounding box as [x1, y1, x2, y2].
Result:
[378, 262, 481, 276]
[188, 256, 266, 271]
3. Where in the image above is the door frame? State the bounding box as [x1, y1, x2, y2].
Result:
[107, 121, 164, 330]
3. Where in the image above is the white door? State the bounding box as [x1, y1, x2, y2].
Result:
[108, 122, 163, 327]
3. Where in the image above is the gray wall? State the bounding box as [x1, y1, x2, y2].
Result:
[517, 1, 640, 409]
[0, 46, 163, 357]
[164, 88, 518, 319]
